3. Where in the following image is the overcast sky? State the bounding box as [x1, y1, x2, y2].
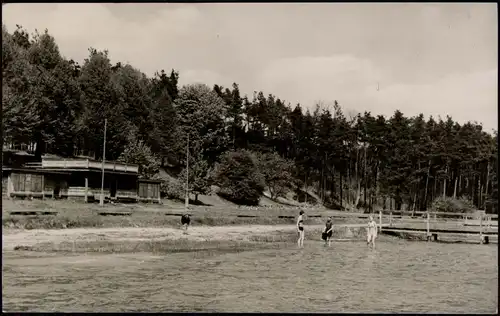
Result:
[3, 3, 497, 132]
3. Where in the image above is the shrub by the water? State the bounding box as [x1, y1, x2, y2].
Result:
[431, 196, 475, 213]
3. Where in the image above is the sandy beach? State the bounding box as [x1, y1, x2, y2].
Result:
[2, 224, 331, 250]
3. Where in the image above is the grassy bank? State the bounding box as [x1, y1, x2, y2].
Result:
[3, 211, 305, 230]
[2, 198, 359, 230]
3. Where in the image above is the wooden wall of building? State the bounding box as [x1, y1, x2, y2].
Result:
[8, 172, 44, 197]
[2, 175, 8, 196]
[4, 170, 162, 203]
[138, 181, 161, 203]
[12, 172, 43, 192]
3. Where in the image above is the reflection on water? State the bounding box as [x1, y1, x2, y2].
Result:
[2, 239, 498, 313]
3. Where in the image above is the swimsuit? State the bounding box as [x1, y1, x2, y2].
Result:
[181, 214, 190, 225]
[324, 222, 333, 238]
[298, 216, 304, 231]
[367, 221, 377, 241]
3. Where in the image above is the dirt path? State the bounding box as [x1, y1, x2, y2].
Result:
[1, 225, 323, 250]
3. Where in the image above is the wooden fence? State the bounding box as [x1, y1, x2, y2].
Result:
[377, 210, 498, 244]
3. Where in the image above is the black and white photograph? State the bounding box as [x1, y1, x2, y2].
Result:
[2, 3, 498, 313]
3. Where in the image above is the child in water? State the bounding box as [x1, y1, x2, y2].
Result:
[297, 210, 305, 248]
[322, 217, 334, 246]
[367, 215, 378, 249]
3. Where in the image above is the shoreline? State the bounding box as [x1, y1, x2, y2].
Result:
[2, 224, 330, 251]
[4, 223, 495, 252]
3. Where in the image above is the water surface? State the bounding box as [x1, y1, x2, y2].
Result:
[2, 239, 497, 313]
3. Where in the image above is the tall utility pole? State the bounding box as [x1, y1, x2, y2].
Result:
[100, 119, 107, 207]
[185, 133, 189, 210]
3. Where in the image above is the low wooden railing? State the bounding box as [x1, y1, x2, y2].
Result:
[378, 210, 498, 219]
[378, 210, 498, 244]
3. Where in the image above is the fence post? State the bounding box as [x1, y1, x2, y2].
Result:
[389, 211, 393, 227]
[84, 176, 88, 203]
[41, 175, 45, 200]
[426, 212, 430, 241]
[479, 212, 483, 244]
[379, 211, 382, 233]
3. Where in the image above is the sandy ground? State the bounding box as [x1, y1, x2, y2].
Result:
[10, 221, 492, 251]
[2, 224, 336, 250]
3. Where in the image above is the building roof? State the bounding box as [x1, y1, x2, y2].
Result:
[2, 157, 167, 182]
[2, 167, 72, 175]
[40, 168, 139, 176]
[41, 158, 139, 174]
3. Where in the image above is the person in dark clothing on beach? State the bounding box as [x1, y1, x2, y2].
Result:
[322, 217, 334, 246]
[181, 214, 191, 232]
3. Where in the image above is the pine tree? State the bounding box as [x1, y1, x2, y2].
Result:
[149, 69, 179, 166]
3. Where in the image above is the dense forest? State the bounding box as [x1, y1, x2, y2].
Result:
[2, 25, 498, 213]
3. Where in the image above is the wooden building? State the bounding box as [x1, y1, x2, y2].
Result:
[2, 156, 162, 203]
[138, 178, 162, 203]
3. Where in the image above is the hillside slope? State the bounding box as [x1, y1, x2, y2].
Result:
[158, 167, 323, 209]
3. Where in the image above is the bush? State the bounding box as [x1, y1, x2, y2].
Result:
[118, 137, 160, 179]
[213, 150, 265, 206]
[160, 177, 184, 200]
[431, 196, 475, 213]
[178, 153, 211, 201]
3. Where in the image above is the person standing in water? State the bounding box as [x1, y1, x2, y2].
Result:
[322, 217, 334, 246]
[297, 210, 305, 248]
[367, 215, 378, 249]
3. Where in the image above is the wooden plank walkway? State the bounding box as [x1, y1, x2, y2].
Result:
[9, 210, 58, 216]
[98, 211, 132, 216]
[382, 226, 498, 236]
[463, 220, 498, 227]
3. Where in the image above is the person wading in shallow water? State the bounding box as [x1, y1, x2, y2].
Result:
[181, 214, 191, 233]
[322, 217, 334, 247]
[367, 215, 378, 249]
[297, 210, 305, 248]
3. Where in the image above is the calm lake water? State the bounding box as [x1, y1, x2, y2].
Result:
[2, 239, 498, 313]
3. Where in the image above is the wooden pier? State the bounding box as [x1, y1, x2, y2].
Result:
[378, 210, 498, 244]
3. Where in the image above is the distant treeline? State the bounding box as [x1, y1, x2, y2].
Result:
[2, 25, 498, 213]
